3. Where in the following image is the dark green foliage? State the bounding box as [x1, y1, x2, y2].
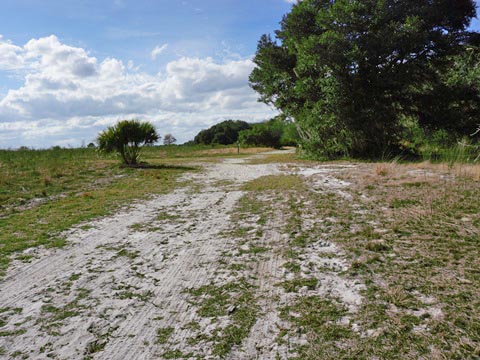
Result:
[239, 116, 299, 148]
[250, 0, 478, 159]
[441, 46, 480, 135]
[280, 118, 301, 147]
[97, 120, 159, 165]
[239, 122, 282, 149]
[194, 120, 251, 145]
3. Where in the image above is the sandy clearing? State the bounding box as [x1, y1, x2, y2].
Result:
[0, 150, 364, 359]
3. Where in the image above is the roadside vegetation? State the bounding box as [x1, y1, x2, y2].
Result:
[0, 144, 271, 277]
[192, 116, 299, 149]
[1, 0, 479, 357]
[233, 160, 480, 359]
[331, 162, 480, 359]
[251, 0, 479, 160]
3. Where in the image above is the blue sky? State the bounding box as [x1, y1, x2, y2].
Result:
[0, 0, 478, 148]
[0, 1, 291, 69]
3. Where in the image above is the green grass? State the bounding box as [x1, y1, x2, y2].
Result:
[156, 327, 174, 344]
[419, 141, 480, 165]
[0, 165, 189, 275]
[0, 145, 210, 276]
[307, 163, 480, 358]
[161, 350, 191, 359]
[280, 297, 353, 359]
[0, 144, 261, 214]
[0, 147, 120, 212]
[279, 277, 318, 293]
[84, 339, 106, 356]
[187, 279, 259, 357]
[116, 248, 140, 259]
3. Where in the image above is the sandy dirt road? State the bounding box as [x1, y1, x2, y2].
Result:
[0, 151, 363, 359]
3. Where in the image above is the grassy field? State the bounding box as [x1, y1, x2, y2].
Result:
[0, 144, 479, 358]
[245, 160, 480, 359]
[0, 144, 270, 275]
[0, 144, 270, 213]
[332, 162, 480, 359]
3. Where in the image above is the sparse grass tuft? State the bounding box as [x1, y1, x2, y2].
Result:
[187, 279, 259, 357]
[156, 327, 174, 344]
[279, 277, 318, 293]
[242, 174, 306, 192]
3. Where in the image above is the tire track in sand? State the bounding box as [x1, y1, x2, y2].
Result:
[0, 155, 283, 359]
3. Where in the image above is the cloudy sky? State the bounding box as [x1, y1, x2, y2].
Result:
[0, 0, 478, 148]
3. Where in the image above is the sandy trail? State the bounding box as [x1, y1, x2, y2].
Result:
[0, 151, 363, 359]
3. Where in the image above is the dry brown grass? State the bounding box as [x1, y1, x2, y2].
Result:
[331, 160, 480, 358]
[375, 163, 394, 177]
[453, 163, 480, 180]
[367, 160, 480, 187]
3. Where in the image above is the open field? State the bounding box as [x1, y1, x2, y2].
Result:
[0, 147, 479, 359]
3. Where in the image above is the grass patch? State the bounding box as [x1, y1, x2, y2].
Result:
[279, 277, 318, 293]
[317, 162, 480, 358]
[162, 350, 191, 359]
[242, 174, 306, 192]
[283, 261, 301, 273]
[281, 297, 353, 359]
[0, 329, 27, 337]
[155, 211, 181, 221]
[239, 246, 269, 256]
[84, 339, 106, 356]
[0, 157, 190, 276]
[390, 198, 421, 208]
[187, 279, 259, 357]
[156, 327, 174, 344]
[116, 248, 140, 259]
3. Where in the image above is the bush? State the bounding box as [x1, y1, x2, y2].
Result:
[194, 120, 251, 145]
[97, 120, 159, 165]
[239, 116, 299, 149]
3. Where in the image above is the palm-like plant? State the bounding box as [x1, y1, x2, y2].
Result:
[97, 120, 160, 165]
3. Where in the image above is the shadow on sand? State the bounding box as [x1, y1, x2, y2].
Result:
[120, 163, 198, 171]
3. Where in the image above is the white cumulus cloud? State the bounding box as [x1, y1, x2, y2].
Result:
[0, 35, 25, 70]
[0, 35, 276, 148]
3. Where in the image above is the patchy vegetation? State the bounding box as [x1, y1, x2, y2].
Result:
[0, 147, 479, 358]
[251, 0, 479, 158]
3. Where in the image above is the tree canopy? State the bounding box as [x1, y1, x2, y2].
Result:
[238, 115, 299, 149]
[250, 0, 479, 158]
[163, 133, 177, 146]
[193, 120, 251, 145]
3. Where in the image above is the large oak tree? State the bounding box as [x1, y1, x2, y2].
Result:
[250, 0, 479, 158]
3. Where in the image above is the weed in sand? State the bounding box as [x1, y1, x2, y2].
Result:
[0, 329, 27, 337]
[161, 349, 193, 359]
[156, 327, 174, 344]
[279, 278, 318, 293]
[187, 279, 259, 357]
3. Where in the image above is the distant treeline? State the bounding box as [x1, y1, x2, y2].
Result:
[192, 117, 300, 148]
